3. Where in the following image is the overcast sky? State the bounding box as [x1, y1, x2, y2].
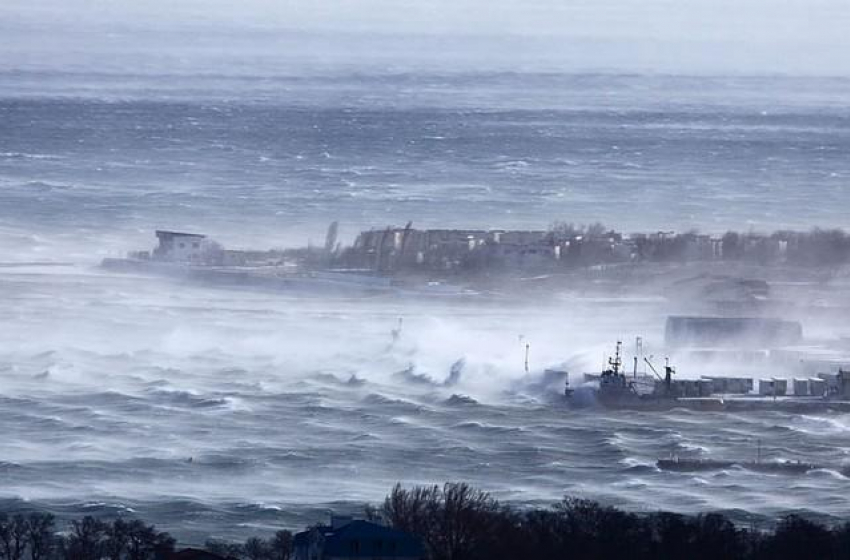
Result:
[2, 0, 849, 75]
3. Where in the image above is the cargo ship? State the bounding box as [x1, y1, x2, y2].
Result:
[566, 341, 850, 412]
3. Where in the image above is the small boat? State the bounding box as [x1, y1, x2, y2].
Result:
[657, 440, 848, 476]
[657, 457, 820, 475]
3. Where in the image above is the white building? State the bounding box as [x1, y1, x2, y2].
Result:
[153, 230, 212, 263]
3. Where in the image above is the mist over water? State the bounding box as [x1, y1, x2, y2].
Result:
[2, 67, 850, 542]
[3, 265, 850, 542]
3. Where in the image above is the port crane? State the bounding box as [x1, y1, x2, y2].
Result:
[644, 356, 675, 395]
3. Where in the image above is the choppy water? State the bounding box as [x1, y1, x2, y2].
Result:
[1, 72, 850, 542]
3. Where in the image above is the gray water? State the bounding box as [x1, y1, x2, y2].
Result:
[1, 71, 850, 542]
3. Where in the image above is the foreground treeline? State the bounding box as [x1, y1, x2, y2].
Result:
[0, 512, 295, 560]
[203, 532, 292, 560]
[4, 483, 850, 560]
[0, 514, 175, 560]
[380, 483, 850, 560]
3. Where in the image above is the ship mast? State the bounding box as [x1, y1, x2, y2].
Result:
[634, 336, 643, 379]
[609, 340, 622, 375]
[645, 355, 675, 393]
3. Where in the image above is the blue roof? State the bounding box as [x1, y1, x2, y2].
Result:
[292, 531, 310, 547]
[323, 521, 425, 558]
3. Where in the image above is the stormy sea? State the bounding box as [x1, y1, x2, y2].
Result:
[1, 71, 850, 543]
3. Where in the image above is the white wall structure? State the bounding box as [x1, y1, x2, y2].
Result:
[153, 230, 210, 263]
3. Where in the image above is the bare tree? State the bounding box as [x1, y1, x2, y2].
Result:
[383, 483, 503, 560]
[204, 540, 244, 559]
[0, 514, 28, 560]
[65, 517, 108, 560]
[382, 483, 440, 541]
[585, 222, 608, 238]
[243, 537, 270, 560]
[125, 520, 173, 560]
[104, 519, 129, 560]
[269, 531, 292, 560]
[438, 483, 502, 560]
[26, 513, 55, 560]
[547, 221, 581, 241]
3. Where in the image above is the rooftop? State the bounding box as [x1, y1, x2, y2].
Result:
[155, 230, 207, 239]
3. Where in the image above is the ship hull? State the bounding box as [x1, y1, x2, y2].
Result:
[657, 458, 835, 475]
[573, 393, 850, 413]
